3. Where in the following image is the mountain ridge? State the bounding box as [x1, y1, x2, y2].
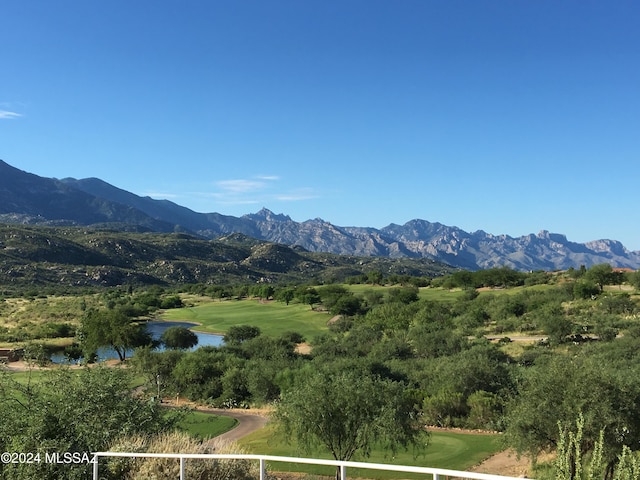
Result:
[0, 224, 452, 288]
[1, 159, 638, 271]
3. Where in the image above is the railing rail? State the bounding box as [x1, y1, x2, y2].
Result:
[92, 451, 532, 480]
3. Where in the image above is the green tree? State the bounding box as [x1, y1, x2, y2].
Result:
[366, 270, 384, 285]
[536, 303, 572, 344]
[22, 342, 52, 367]
[422, 389, 466, 427]
[295, 286, 321, 310]
[476, 267, 526, 287]
[586, 264, 616, 293]
[255, 284, 275, 300]
[598, 294, 636, 315]
[206, 285, 232, 301]
[451, 270, 476, 288]
[504, 355, 640, 466]
[275, 368, 427, 479]
[171, 349, 226, 401]
[387, 285, 420, 304]
[160, 326, 198, 350]
[159, 294, 183, 309]
[0, 367, 174, 480]
[567, 265, 587, 279]
[330, 294, 364, 316]
[317, 285, 359, 314]
[592, 315, 619, 342]
[361, 289, 384, 308]
[466, 390, 503, 430]
[80, 308, 152, 361]
[223, 325, 261, 345]
[364, 302, 417, 333]
[410, 322, 468, 359]
[130, 346, 185, 396]
[574, 279, 601, 299]
[275, 287, 295, 305]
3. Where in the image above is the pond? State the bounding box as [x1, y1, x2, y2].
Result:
[50, 321, 224, 364]
[145, 321, 224, 349]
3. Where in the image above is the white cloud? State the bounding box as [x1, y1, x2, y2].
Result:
[276, 188, 318, 201]
[0, 110, 22, 119]
[216, 179, 266, 193]
[210, 176, 317, 207]
[215, 175, 279, 194]
[216, 199, 261, 206]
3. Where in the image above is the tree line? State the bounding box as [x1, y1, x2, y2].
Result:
[3, 263, 640, 480]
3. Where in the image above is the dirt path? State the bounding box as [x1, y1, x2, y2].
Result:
[470, 448, 532, 478]
[197, 407, 269, 443]
[1, 358, 122, 372]
[427, 427, 534, 478]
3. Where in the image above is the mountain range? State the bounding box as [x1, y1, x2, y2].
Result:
[1, 159, 638, 271]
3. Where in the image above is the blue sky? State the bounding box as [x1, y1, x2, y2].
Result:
[2, 1, 639, 250]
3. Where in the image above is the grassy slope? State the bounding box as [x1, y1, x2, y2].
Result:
[342, 284, 466, 302]
[238, 423, 502, 479]
[4, 368, 147, 389]
[160, 287, 468, 338]
[1, 369, 49, 384]
[175, 411, 238, 440]
[162, 299, 331, 339]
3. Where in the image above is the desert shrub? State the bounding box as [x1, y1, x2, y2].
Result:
[22, 341, 53, 366]
[574, 280, 600, 299]
[107, 432, 259, 480]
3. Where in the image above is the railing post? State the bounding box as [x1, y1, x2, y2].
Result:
[260, 458, 266, 480]
[180, 456, 185, 480]
[92, 454, 99, 480]
[340, 463, 347, 480]
[434, 474, 441, 480]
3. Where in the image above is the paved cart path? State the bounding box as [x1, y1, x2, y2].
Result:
[196, 407, 269, 443]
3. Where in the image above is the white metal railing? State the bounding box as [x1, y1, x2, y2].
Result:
[91, 452, 532, 480]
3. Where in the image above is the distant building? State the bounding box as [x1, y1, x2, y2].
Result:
[0, 348, 24, 362]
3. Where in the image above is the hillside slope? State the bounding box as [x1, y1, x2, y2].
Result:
[0, 225, 453, 289]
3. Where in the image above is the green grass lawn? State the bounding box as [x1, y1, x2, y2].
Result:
[344, 284, 465, 302]
[1, 368, 49, 384]
[162, 299, 331, 339]
[418, 287, 466, 302]
[174, 410, 238, 440]
[3, 367, 147, 392]
[238, 424, 503, 479]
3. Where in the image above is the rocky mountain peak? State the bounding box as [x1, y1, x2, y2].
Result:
[245, 208, 292, 223]
[585, 239, 628, 256]
[537, 230, 568, 244]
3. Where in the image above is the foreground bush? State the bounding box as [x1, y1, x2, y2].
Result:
[0, 367, 173, 480]
[107, 432, 259, 480]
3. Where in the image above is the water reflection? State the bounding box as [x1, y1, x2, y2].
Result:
[51, 321, 224, 364]
[145, 321, 224, 349]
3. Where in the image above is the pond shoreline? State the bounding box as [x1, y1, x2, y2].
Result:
[49, 321, 224, 364]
